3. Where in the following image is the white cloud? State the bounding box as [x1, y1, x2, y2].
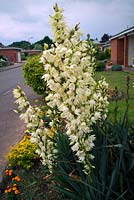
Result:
[0, 0, 133, 45]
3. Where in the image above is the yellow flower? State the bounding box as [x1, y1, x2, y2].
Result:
[47, 126, 55, 138]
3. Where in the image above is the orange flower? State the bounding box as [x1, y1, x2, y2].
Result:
[25, 134, 31, 139]
[7, 188, 12, 193]
[14, 189, 20, 194]
[9, 170, 13, 176]
[13, 184, 17, 187]
[5, 169, 13, 176]
[13, 187, 17, 191]
[12, 177, 15, 181]
[14, 176, 21, 182]
[5, 190, 8, 193]
[5, 169, 9, 175]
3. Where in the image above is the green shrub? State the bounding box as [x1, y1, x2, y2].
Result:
[23, 55, 47, 95]
[0, 55, 8, 67]
[96, 51, 106, 60]
[0, 55, 7, 61]
[112, 65, 122, 71]
[96, 61, 105, 71]
[6, 135, 38, 170]
[21, 52, 27, 60]
[105, 48, 111, 59]
[0, 59, 6, 67]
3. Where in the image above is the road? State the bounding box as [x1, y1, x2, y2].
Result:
[0, 66, 42, 181]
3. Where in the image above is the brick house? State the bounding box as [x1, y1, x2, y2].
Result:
[100, 41, 111, 52]
[110, 26, 134, 67]
[22, 50, 42, 56]
[0, 47, 22, 63]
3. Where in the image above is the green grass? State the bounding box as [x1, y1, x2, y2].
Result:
[95, 71, 134, 121]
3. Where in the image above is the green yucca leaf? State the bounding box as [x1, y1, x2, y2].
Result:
[105, 160, 119, 200]
[53, 185, 80, 200]
[115, 190, 127, 200]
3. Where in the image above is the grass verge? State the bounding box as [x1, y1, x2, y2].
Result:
[95, 71, 134, 121]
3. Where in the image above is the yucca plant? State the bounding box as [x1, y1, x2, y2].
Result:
[53, 117, 134, 200]
[91, 119, 134, 200]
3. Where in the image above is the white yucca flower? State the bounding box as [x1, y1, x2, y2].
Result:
[40, 4, 109, 174]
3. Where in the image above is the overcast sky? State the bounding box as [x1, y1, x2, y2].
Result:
[0, 0, 134, 45]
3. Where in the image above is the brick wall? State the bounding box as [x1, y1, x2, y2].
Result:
[111, 36, 128, 67]
[24, 50, 42, 56]
[117, 38, 124, 65]
[0, 49, 20, 63]
[124, 36, 128, 67]
[111, 39, 118, 65]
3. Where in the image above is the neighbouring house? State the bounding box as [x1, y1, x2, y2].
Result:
[22, 49, 42, 56]
[93, 39, 111, 52]
[100, 41, 111, 52]
[110, 26, 134, 67]
[0, 47, 22, 63]
[0, 43, 4, 48]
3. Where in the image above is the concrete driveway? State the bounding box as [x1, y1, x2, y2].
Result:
[0, 64, 42, 182]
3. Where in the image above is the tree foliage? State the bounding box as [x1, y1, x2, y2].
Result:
[6, 36, 53, 50]
[100, 33, 110, 43]
[33, 36, 53, 49]
[0, 42, 4, 47]
[33, 43, 43, 50]
[8, 41, 32, 49]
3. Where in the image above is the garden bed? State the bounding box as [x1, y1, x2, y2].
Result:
[0, 160, 62, 200]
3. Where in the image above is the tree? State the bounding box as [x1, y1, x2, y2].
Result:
[8, 41, 32, 49]
[32, 36, 53, 49]
[0, 42, 4, 48]
[33, 43, 43, 50]
[100, 33, 110, 43]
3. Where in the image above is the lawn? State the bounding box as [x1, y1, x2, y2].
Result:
[95, 71, 134, 121]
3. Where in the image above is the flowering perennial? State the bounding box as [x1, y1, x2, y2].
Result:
[13, 86, 57, 172]
[40, 4, 109, 174]
[13, 4, 109, 174]
[4, 165, 21, 196]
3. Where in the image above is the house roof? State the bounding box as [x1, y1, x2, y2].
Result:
[110, 26, 134, 40]
[22, 49, 42, 52]
[0, 47, 22, 51]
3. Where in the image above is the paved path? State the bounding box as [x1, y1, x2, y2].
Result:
[0, 62, 25, 72]
[0, 64, 42, 183]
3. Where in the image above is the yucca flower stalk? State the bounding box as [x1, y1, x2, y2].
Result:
[13, 4, 108, 175]
[40, 4, 109, 174]
[13, 86, 57, 172]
